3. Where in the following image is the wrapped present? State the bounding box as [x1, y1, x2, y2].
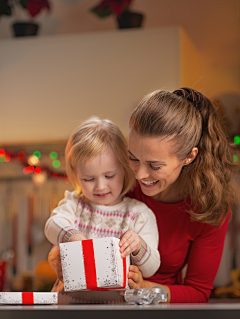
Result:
[0, 292, 58, 304]
[60, 237, 130, 292]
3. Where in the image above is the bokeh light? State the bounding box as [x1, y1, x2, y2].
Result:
[4, 154, 10, 162]
[28, 155, 39, 166]
[32, 172, 47, 186]
[34, 167, 42, 174]
[234, 135, 240, 145]
[33, 151, 41, 159]
[0, 149, 5, 157]
[18, 151, 25, 159]
[52, 159, 60, 168]
[49, 152, 58, 160]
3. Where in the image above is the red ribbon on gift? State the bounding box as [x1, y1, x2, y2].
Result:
[82, 239, 127, 291]
[22, 292, 34, 304]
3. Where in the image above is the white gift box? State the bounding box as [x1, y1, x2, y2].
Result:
[0, 292, 58, 304]
[60, 237, 130, 292]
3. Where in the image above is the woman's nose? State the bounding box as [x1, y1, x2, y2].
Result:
[133, 163, 149, 180]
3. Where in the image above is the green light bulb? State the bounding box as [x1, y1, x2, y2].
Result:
[233, 155, 238, 163]
[33, 151, 41, 159]
[52, 159, 60, 168]
[50, 151, 58, 160]
[234, 135, 240, 145]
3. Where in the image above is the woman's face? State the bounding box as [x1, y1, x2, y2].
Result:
[128, 129, 189, 202]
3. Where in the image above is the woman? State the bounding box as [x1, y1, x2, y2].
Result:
[48, 88, 236, 303]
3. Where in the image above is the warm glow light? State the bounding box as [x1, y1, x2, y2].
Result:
[32, 172, 47, 186]
[28, 155, 39, 166]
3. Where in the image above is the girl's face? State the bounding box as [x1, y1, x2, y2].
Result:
[128, 129, 189, 202]
[77, 146, 125, 206]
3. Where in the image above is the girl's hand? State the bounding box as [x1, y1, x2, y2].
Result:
[119, 230, 141, 257]
[48, 246, 63, 282]
[119, 230, 142, 258]
[68, 233, 87, 242]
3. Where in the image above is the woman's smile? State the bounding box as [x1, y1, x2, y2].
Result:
[140, 179, 159, 187]
[128, 129, 188, 202]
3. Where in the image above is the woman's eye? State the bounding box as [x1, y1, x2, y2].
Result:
[129, 156, 139, 162]
[105, 175, 115, 179]
[149, 164, 161, 170]
[84, 178, 94, 182]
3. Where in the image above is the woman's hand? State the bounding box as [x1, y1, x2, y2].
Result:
[119, 230, 141, 257]
[120, 265, 171, 302]
[48, 246, 63, 282]
[128, 265, 146, 289]
[119, 265, 146, 296]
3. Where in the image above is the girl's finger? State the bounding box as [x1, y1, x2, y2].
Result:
[121, 242, 138, 257]
[119, 231, 132, 246]
[120, 236, 135, 253]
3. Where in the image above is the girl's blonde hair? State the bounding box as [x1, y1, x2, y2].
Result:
[129, 89, 236, 226]
[65, 117, 135, 196]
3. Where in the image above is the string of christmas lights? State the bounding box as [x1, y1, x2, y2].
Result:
[0, 134, 239, 185]
[0, 148, 69, 185]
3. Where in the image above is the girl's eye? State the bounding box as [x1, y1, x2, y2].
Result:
[149, 164, 161, 170]
[105, 175, 115, 179]
[84, 178, 94, 182]
[129, 156, 139, 162]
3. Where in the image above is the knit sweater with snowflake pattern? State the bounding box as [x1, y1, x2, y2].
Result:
[44, 190, 160, 278]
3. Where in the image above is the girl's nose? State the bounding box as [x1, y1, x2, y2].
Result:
[96, 178, 106, 190]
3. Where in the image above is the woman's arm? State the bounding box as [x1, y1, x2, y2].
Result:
[127, 212, 230, 303]
[167, 213, 230, 303]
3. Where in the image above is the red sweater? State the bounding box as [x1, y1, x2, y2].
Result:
[128, 183, 230, 303]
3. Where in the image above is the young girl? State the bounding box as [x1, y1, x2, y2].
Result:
[44, 117, 160, 303]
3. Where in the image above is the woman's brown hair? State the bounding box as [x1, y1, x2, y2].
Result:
[129, 88, 236, 226]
